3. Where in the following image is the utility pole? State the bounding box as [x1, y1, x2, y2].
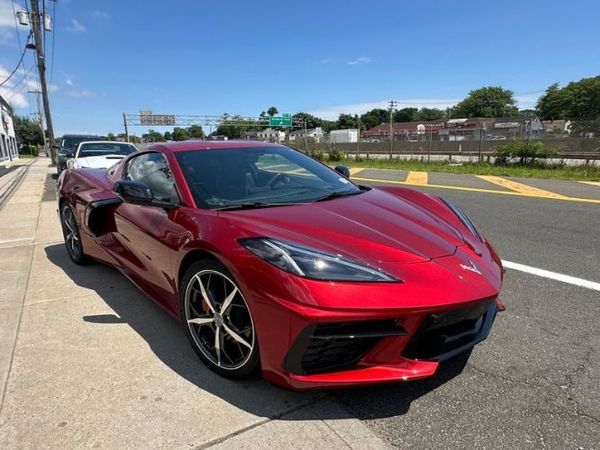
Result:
[123, 113, 130, 142]
[29, 0, 56, 163]
[28, 89, 47, 154]
[388, 100, 397, 157]
[303, 120, 308, 152]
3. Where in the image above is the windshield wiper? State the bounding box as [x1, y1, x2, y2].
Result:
[214, 202, 306, 211]
[313, 189, 365, 202]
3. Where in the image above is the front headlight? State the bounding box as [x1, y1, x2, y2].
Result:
[442, 199, 483, 241]
[239, 238, 398, 282]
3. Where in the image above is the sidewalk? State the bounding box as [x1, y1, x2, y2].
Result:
[0, 158, 389, 449]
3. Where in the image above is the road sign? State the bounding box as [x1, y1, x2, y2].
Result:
[269, 115, 293, 127]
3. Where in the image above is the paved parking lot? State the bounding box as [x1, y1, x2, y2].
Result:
[0, 159, 598, 448]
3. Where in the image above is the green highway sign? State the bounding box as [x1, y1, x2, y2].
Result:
[269, 115, 293, 127]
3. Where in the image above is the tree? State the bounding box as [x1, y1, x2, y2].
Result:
[171, 127, 191, 141]
[360, 108, 388, 129]
[187, 124, 204, 139]
[163, 131, 172, 141]
[13, 116, 44, 147]
[451, 86, 519, 118]
[393, 108, 418, 122]
[292, 112, 323, 129]
[536, 76, 600, 120]
[536, 83, 566, 120]
[518, 109, 537, 118]
[267, 106, 278, 117]
[142, 129, 164, 142]
[336, 113, 359, 129]
[106, 133, 117, 141]
[416, 108, 445, 121]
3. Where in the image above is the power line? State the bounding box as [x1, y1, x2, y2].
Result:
[3, 65, 36, 96]
[0, 33, 32, 87]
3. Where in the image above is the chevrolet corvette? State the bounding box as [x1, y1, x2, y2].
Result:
[57, 140, 503, 390]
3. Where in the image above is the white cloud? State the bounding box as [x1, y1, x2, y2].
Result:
[66, 19, 86, 33]
[317, 57, 333, 64]
[0, 0, 16, 28]
[91, 10, 109, 18]
[308, 98, 460, 120]
[67, 89, 96, 98]
[308, 94, 544, 120]
[0, 65, 29, 108]
[65, 76, 74, 86]
[347, 57, 371, 65]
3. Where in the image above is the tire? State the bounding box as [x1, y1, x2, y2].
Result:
[60, 202, 88, 265]
[180, 259, 259, 379]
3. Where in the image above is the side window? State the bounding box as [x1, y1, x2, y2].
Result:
[126, 153, 178, 203]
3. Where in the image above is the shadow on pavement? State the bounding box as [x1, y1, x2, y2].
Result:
[44, 242, 468, 420]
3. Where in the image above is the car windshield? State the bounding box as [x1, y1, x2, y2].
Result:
[175, 146, 363, 209]
[61, 136, 105, 151]
[78, 142, 137, 158]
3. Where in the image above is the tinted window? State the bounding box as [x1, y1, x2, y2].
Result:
[78, 142, 137, 158]
[61, 136, 105, 151]
[126, 152, 178, 203]
[175, 146, 360, 209]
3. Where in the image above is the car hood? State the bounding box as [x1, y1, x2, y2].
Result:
[220, 188, 466, 265]
[74, 155, 124, 169]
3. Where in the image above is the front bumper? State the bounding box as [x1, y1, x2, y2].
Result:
[253, 294, 501, 390]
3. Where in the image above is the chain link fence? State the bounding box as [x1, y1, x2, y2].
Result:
[283, 116, 600, 163]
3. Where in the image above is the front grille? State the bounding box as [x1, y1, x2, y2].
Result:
[284, 320, 406, 375]
[403, 298, 496, 361]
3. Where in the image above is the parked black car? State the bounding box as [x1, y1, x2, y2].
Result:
[56, 134, 106, 175]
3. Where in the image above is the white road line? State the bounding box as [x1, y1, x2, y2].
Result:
[502, 260, 600, 292]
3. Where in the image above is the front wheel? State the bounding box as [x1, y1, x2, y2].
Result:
[60, 203, 88, 264]
[180, 260, 259, 378]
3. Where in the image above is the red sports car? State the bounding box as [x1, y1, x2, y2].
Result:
[57, 141, 503, 390]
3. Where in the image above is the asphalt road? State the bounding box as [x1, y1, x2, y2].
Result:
[337, 178, 600, 449]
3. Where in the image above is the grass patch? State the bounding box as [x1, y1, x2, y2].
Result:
[337, 158, 600, 181]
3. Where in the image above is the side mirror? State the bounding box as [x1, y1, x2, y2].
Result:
[113, 180, 179, 210]
[113, 180, 154, 205]
[334, 165, 351, 178]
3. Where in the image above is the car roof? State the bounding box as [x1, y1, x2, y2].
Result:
[78, 141, 135, 145]
[147, 140, 285, 153]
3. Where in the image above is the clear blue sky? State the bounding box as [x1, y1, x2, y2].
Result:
[1, 0, 600, 135]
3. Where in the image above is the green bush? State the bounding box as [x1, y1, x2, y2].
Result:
[327, 149, 345, 161]
[494, 141, 557, 166]
[308, 150, 325, 161]
[19, 144, 38, 156]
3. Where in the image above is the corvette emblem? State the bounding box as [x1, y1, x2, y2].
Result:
[460, 260, 482, 275]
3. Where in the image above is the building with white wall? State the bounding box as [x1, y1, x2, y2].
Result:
[330, 129, 359, 144]
[0, 95, 19, 162]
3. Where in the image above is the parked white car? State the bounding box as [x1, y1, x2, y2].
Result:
[66, 141, 138, 170]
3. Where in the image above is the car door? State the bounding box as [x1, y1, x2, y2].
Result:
[112, 151, 188, 312]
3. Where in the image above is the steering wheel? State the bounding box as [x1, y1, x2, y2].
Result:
[267, 173, 290, 188]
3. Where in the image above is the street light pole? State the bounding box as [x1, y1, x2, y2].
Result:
[29, 0, 56, 164]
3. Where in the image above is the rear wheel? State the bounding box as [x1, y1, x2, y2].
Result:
[60, 203, 88, 264]
[180, 260, 259, 378]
